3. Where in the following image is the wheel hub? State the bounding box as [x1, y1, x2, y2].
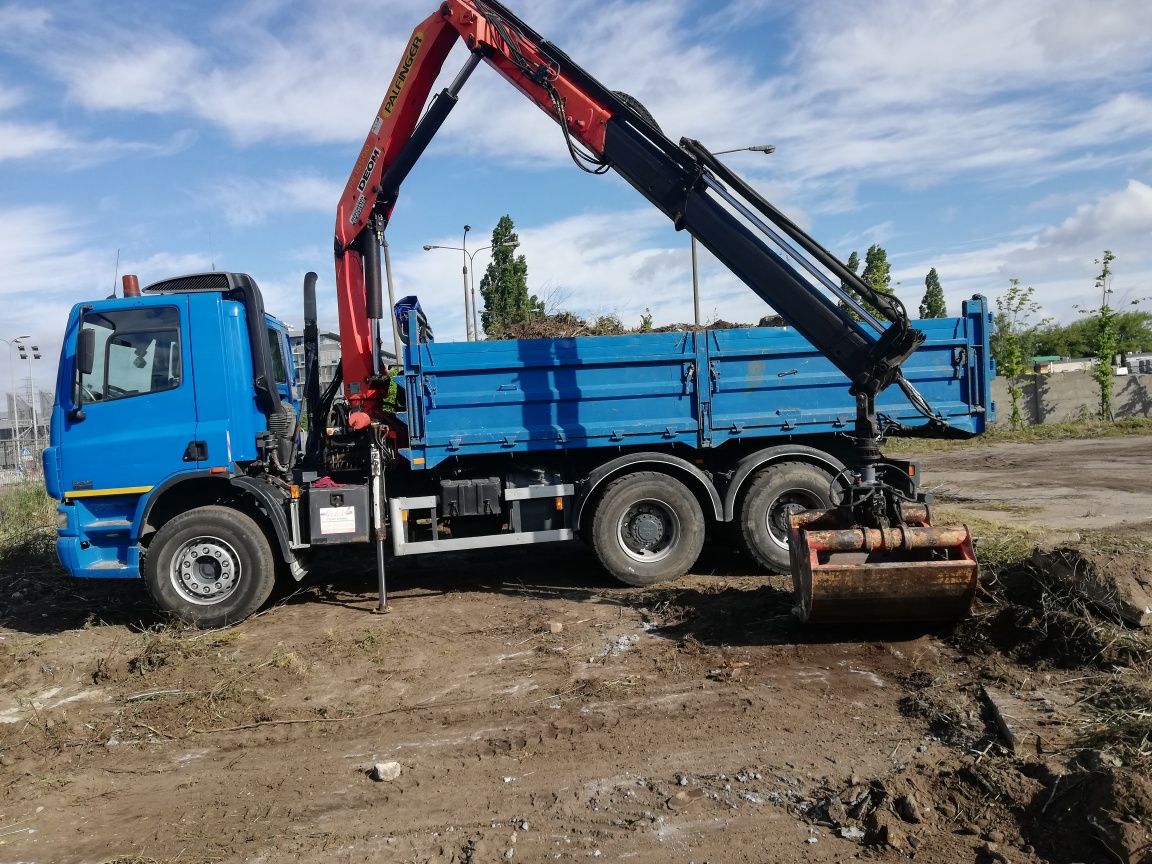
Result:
[617, 499, 681, 563]
[630, 512, 665, 545]
[170, 536, 241, 606]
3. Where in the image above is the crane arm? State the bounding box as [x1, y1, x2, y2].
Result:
[327, 0, 978, 627]
[334, 0, 924, 421]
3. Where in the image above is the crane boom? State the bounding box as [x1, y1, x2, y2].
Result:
[333, 0, 924, 422]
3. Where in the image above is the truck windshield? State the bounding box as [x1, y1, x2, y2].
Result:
[79, 307, 181, 404]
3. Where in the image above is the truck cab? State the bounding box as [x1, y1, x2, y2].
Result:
[45, 274, 297, 583]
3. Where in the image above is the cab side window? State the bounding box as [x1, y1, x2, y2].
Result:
[267, 327, 289, 385]
[79, 307, 181, 404]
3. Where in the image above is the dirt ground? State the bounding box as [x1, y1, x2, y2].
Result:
[2, 436, 1151, 864]
[915, 435, 1152, 537]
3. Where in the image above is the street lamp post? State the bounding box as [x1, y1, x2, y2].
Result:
[690, 144, 775, 325]
[0, 335, 30, 469]
[424, 239, 515, 341]
[14, 338, 41, 458]
[462, 225, 473, 341]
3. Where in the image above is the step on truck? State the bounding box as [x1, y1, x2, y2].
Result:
[44, 0, 993, 627]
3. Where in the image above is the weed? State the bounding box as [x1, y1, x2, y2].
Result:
[933, 507, 1039, 576]
[1079, 678, 1152, 769]
[128, 625, 239, 676]
[959, 546, 1152, 672]
[270, 650, 309, 676]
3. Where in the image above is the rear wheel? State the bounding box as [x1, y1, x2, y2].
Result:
[739, 462, 837, 573]
[591, 472, 705, 587]
[144, 505, 277, 628]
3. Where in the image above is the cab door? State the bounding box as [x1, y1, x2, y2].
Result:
[59, 298, 200, 499]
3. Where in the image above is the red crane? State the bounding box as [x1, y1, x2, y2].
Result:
[326, 0, 977, 623]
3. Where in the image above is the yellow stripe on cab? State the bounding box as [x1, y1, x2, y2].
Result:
[64, 486, 154, 500]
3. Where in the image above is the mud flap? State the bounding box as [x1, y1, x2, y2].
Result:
[788, 508, 978, 624]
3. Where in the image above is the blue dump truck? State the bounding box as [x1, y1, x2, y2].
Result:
[43, 280, 992, 627]
[44, 0, 994, 627]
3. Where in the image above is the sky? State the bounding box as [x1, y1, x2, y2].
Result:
[2, 0, 1152, 402]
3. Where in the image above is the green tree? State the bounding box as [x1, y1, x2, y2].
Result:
[1033, 310, 1152, 359]
[918, 267, 947, 318]
[991, 278, 1046, 429]
[838, 250, 861, 318]
[856, 243, 894, 320]
[1078, 250, 1120, 419]
[839, 247, 893, 321]
[479, 215, 543, 338]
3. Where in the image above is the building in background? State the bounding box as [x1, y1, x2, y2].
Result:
[289, 332, 342, 391]
[288, 332, 396, 392]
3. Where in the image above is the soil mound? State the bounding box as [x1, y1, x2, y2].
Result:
[1031, 538, 1152, 627]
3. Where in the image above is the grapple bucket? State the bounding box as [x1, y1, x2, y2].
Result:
[788, 506, 978, 624]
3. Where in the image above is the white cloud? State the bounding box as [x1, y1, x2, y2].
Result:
[0, 120, 70, 161]
[0, 81, 196, 164]
[893, 181, 1152, 320]
[794, 0, 1152, 104]
[378, 207, 789, 343]
[64, 40, 200, 113]
[122, 252, 215, 284]
[199, 173, 342, 226]
[9, 0, 1143, 211]
[0, 206, 107, 396]
[0, 83, 24, 113]
[0, 207, 234, 399]
[0, 5, 50, 37]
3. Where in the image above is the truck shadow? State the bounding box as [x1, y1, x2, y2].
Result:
[1, 538, 162, 635]
[4, 538, 945, 647]
[287, 542, 946, 648]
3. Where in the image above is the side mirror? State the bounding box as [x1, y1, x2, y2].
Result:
[69, 328, 95, 421]
[77, 328, 95, 375]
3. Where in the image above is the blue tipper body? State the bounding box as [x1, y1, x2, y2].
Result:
[44, 291, 296, 580]
[398, 297, 994, 469]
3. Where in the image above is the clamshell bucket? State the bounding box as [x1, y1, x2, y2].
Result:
[788, 505, 978, 624]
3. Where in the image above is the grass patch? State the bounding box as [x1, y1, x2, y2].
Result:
[935, 507, 1039, 574]
[0, 480, 71, 625]
[0, 479, 55, 533]
[886, 416, 1152, 454]
[0, 480, 55, 561]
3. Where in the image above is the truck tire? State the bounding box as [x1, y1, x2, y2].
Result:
[739, 462, 836, 573]
[143, 505, 277, 628]
[591, 471, 705, 587]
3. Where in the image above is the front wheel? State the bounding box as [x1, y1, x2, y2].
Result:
[739, 461, 837, 573]
[144, 505, 277, 627]
[590, 472, 705, 587]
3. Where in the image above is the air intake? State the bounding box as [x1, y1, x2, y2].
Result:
[142, 272, 235, 294]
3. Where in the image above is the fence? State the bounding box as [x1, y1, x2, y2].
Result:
[990, 370, 1152, 425]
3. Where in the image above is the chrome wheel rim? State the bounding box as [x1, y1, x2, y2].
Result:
[169, 535, 242, 605]
[617, 498, 680, 563]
